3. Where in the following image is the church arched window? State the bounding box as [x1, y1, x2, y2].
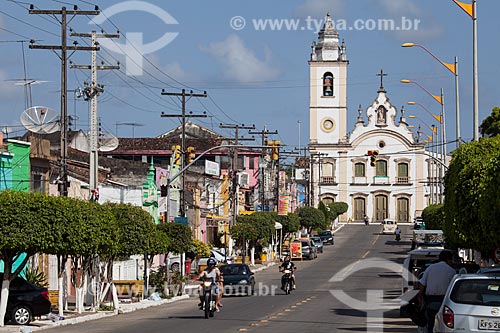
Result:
[323, 72, 334, 96]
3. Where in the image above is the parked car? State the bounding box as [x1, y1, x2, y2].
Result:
[219, 264, 255, 296]
[434, 274, 500, 332]
[0, 274, 52, 325]
[295, 239, 317, 260]
[401, 248, 446, 294]
[477, 266, 500, 276]
[169, 249, 233, 272]
[317, 230, 334, 245]
[310, 236, 324, 253]
[381, 219, 397, 234]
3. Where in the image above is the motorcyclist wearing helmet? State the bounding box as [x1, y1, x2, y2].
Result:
[198, 258, 224, 310]
[279, 255, 296, 289]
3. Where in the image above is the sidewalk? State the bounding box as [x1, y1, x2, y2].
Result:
[0, 262, 277, 333]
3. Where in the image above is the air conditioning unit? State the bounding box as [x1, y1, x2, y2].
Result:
[237, 172, 249, 188]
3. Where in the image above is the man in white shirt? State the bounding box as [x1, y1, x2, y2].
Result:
[418, 250, 456, 333]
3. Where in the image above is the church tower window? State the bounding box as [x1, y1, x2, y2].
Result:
[323, 72, 334, 96]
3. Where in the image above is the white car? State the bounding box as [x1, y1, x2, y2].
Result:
[434, 274, 500, 332]
[382, 219, 397, 234]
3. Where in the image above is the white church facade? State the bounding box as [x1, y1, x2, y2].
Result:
[307, 14, 439, 223]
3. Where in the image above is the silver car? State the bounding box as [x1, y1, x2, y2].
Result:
[434, 274, 500, 332]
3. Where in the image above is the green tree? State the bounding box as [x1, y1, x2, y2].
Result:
[157, 223, 192, 256]
[443, 136, 500, 255]
[0, 191, 64, 326]
[298, 206, 326, 233]
[421, 204, 444, 230]
[480, 106, 500, 137]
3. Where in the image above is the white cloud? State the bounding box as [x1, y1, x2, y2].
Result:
[376, 0, 444, 41]
[295, 0, 344, 18]
[202, 34, 280, 84]
[378, 0, 421, 17]
[0, 70, 21, 99]
[162, 62, 196, 83]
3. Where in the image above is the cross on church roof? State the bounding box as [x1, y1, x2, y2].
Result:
[376, 69, 387, 92]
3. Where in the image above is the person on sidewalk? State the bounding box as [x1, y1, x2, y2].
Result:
[198, 258, 224, 311]
[364, 215, 369, 225]
[418, 250, 456, 333]
[279, 255, 296, 290]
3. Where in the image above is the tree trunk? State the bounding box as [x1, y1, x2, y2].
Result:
[250, 247, 255, 266]
[0, 279, 11, 327]
[0, 258, 13, 328]
[57, 255, 67, 317]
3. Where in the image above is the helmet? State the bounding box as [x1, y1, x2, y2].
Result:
[207, 258, 217, 268]
[284, 255, 291, 262]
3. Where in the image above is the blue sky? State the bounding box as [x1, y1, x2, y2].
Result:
[1, 0, 499, 152]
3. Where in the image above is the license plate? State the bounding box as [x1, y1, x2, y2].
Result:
[479, 319, 500, 330]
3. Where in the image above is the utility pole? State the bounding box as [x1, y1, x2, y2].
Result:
[220, 124, 255, 226]
[161, 89, 207, 217]
[70, 31, 119, 200]
[249, 127, 278, 211]
[29, 5, 100, 197]
[294, 146, 310, 206]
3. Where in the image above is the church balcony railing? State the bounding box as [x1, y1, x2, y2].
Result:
[395, 176, 410, 184]
[320, 176, 336, 185]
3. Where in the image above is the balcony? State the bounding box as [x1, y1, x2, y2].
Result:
[320, 176, 336, 185]
[395, 176, 411, 184]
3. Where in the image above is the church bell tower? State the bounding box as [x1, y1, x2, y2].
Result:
[309, 13, 348, 145]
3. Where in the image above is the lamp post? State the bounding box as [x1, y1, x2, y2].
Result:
[407, 101, 442, 124]
[401, 79, 446, 175]
[402, 43, 461, 146]
[452, 0, 478, 141]
[408, 116, 440, 203]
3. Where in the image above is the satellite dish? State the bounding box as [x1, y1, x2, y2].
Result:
[20, 106, 60, 134]
[76, 131, 119, 153]
[98, 132, 119, 152]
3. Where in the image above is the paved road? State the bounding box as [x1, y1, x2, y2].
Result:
[44, 224, 419, 333]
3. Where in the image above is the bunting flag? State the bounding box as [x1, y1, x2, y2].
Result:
[453, 0, 475, 19]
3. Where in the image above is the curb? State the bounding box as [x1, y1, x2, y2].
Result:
[7, 295, 190, 332]
[2, 261, 279, 331]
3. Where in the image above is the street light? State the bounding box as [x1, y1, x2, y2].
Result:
[402, 42, 461, 147]
[407, 101, 442, 124]
[400, 79, 447, 171]
[451, 0, 478, 141]
[408, 116, 440, 204]
[408, 115, 438, 135]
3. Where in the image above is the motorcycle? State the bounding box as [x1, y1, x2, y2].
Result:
[200, 277, 217, 319]
[281, 269, 293, 295]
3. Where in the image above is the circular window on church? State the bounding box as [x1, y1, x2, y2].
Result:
[321, 118, 336, 133]
[378, 141, 386, 149]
